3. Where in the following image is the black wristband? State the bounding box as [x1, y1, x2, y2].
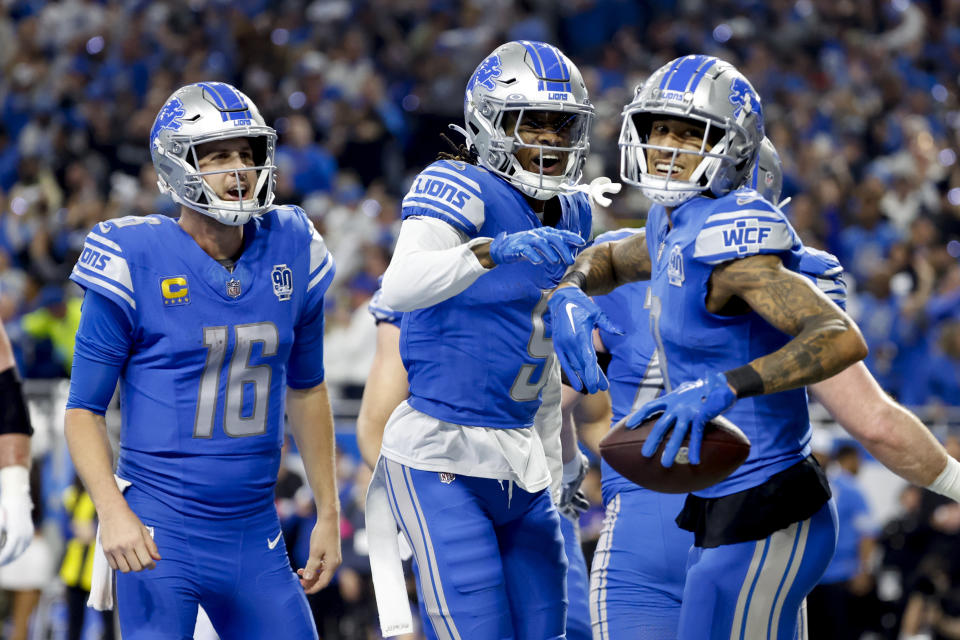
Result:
[724, 365, 764, 399]
[0, 367, 33, 436]
[559, 271, 587, 289]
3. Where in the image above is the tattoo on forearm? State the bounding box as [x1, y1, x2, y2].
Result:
[566, 230, 650, 295]
[715, 256, 864, 395]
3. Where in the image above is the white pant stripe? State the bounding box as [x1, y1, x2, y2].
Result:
[730, 519, 808, 640]
[589, 494, 620, 640]
[797, 598, 808, 640]
[383, 460, 461, 640]
[730, 538, 767, 640]
[770, 520, 810, 636]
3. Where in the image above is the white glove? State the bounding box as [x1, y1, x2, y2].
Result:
[0, 465, 34, 566]
[561, 176, 622, 208]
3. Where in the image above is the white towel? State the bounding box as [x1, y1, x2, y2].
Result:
[88, 475, 132, 611]
[365, 457, 414, 637]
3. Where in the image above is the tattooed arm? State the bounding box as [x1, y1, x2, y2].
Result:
[560, 228, 651, 295]
[707, 254, 868, 395]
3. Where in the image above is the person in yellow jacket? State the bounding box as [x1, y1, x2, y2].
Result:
[60, 477, 114, 640]
[21, 286, 81, 377]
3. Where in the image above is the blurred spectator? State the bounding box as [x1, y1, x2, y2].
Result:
[922, 321, 960, 408]
[275, 114, 337, 198]
[20, 285, 80, 378]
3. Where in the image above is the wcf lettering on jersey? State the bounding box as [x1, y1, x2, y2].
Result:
[721, 219, 772, 249]
[413, 176, 471, 208]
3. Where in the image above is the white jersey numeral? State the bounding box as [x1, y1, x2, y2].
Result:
[193, 322, 279, 438]
[510, 292, 553, 402]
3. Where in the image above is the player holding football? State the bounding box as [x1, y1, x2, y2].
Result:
[368, 41, 601, 639]
[0, 324, 34, 567]
[64, 82, 340, 639]
[549, 56, 868, 638]
[585, 139, 838, 639]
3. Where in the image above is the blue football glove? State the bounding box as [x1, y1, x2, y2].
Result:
[488, 228, 585, 266]
[548, 286, 622, 393]
[626, 371, 736, 468]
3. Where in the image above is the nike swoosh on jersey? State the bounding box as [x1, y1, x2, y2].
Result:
[267, 531, 282, 550]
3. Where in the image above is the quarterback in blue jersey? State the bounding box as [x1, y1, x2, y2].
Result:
[549, 56, 869, 639]
[357, 291, 593, 640]
[367, 41, 600, 639]
[64, 83, 340, 639]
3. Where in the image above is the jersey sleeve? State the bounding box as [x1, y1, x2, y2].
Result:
[305, 223, 336, 300]
[368, 286, 402, 327]
[797, 247, 847, 311]
[66, 289, 133, 414]
[401, 160, 486, 236]
[591, 227, 638, 247]
[288, 217, 335, 389]
[692, 193, 801, 266]
[69, 221, 140, 326]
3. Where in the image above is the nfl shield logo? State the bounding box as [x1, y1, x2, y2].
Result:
[226, 278, 242, 298]
[438, 472, 456, 485]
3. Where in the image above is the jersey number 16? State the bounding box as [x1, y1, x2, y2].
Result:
[193, 322, 278, 438]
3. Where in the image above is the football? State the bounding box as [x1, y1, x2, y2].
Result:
[599, 413, 751, 493]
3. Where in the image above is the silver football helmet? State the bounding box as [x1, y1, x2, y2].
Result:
[150, 82, 277, 225]
[750, 136, 784, 205]
[463, 41, 594, 200]
[619, 55, 764, 206]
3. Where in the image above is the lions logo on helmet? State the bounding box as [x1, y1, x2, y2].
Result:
[461, 41, 594, 200]
[467, 54, 503, 94]
[619, 55, 764, 207]
[728, 78, 762, 133]
[150, 82, 277, 227]
[151, 98, 186, 147]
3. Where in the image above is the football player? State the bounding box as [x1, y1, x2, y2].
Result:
[368, 41, 599, 639]
[586, 138, 845, 640]
[358, 288, 595, 640]
[64, 82, 340, 639]
[0, 323, 34, 567]
[548, 56, 868, 638]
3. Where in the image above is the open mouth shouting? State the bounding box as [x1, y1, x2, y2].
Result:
[531, 152, 567, 176]
[223, 179, 251, 201]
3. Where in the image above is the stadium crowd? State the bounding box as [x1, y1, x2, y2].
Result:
[1, 0, 960, 638]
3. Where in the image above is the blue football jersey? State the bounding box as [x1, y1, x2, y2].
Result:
[399, 160, 592, 429]
[69, 207, 335, 517]
[645, 189, 812, 498]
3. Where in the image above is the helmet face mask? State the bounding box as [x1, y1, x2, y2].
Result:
[619, 55, 764, 207]
[464, 41, 594, 200]
[150, 83, 277, 226]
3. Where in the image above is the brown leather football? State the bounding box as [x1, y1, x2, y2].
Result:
[599, 413, 751, 493]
